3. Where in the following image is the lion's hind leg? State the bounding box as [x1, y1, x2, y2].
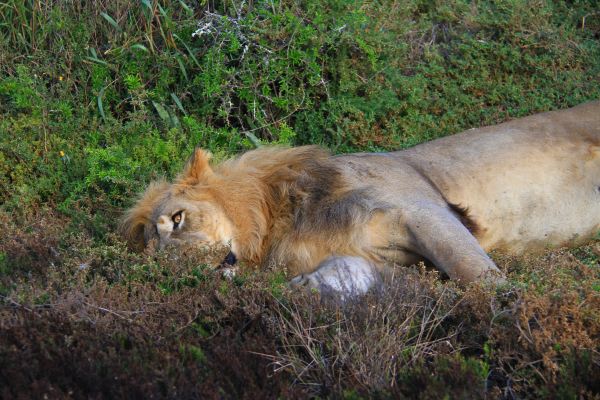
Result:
[289, 256, 381, 301]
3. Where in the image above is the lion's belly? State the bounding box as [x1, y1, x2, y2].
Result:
[474, 187, 600, 253]
[454, 148, 600, 253]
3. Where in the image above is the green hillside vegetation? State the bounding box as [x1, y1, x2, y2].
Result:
[1, 0, 599, 398]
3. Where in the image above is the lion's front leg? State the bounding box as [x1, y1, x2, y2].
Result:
[289, 256, 382, 301]
[405, 202, 505, 284]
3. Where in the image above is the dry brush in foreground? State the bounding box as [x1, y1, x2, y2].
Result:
[0, 211, 598, 398]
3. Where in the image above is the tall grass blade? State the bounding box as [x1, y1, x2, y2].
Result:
[175, 56, 189, 81]
[157, 3, 168, 18]
[177, 0, 194, 16]
[97, 87, 107, 121]
[100, 12, 121, 32]
[173, 34, 200, 68]
[141, 0, 153, 20]
[140, 0, 152, 10]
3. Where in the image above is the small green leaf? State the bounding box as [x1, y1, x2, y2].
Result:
[170, 113, 180, 128]
[86, 47, 108, 65]
[244, 131, 262, 148]
[170, 93, 187, 115]
[130, 43, 149, 53]
[152, 101, 170, 122]
[85, 57, 108, 66]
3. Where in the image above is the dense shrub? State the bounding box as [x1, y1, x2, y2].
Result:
[1, 0, 599, 217]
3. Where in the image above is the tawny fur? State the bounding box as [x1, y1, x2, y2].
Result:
[121, 180, 170, 252]
[122, 101, 600, 284]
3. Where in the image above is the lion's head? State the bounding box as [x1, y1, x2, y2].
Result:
[120, 148, 235, 253]
[122, 145, 341, 267]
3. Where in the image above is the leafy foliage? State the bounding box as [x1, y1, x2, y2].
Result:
[2, 0, 600, 217]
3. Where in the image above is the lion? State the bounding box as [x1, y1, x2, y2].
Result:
[122, 101, 600, 298]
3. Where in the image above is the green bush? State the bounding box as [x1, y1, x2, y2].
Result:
[2, 0, 599, 216]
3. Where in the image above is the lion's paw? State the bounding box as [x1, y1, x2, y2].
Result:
[289, 256, 381, 301]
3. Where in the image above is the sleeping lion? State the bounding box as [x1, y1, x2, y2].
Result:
[122, 101, 600, 298]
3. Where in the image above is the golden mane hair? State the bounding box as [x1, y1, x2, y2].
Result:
[122, 145, 388, 270]
[120, 180, 170, 252]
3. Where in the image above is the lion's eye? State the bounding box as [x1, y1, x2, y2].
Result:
[172, 211, 183, 228]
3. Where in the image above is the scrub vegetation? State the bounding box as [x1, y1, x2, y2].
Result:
[1, 0, 599, 398]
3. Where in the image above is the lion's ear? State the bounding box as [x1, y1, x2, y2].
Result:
[178, 148, 214, 185]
